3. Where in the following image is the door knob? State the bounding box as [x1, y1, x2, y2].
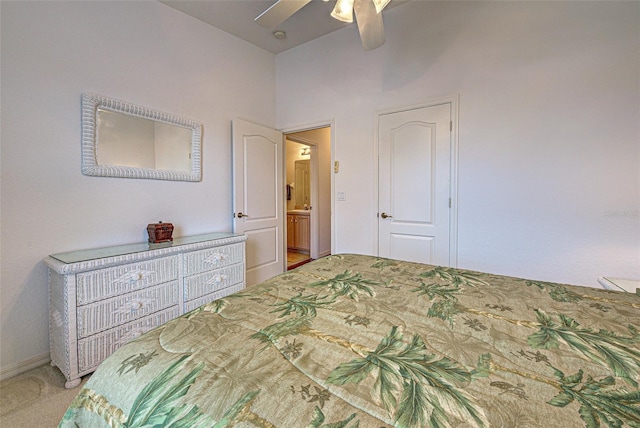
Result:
[380, 212, 392, 219]
[237, 212, 249, 218]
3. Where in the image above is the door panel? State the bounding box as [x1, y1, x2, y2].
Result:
[287, 215, 295, 248]
[232, 119, 283, 286]
[390, 234, 434, 264]
[245, 227, 278, 268]
[296, 215, 310, 250]
[392, 123, 434, 223]
[378, 103, 451, 266]
[245, 136, 277, 218]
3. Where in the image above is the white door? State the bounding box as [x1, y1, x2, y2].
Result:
[378, 103, 452, 266]
[232, 119, 284, 286]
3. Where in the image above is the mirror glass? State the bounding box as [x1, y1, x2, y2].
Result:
[294, 159, 310, 208]
[82, 94, 202, 181]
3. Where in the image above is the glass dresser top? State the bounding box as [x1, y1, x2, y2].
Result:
[50, 232, 239, 264]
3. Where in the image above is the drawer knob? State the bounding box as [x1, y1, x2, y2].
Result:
[127, 270, 154, 282]
[116, 328, 145, 346]
[128, 271, 144, 282]
[206, 275, 228, 286]
[113, 270, 153, 284]
[205, 253, 227, 265]
[130, 300, 144, 311]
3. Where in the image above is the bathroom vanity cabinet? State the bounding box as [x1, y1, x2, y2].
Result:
[287, 212, 310, 252]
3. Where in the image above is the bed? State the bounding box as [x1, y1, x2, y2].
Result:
[60, 254, 640, 427]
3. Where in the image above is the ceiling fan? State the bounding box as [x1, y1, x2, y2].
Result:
[255, 0, 392, 51]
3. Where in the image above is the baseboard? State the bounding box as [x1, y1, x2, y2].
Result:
[318, 250, 332, 258]
[0, 353, 51, 382]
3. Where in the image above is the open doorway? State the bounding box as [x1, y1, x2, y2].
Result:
[285, 127, 332, 270]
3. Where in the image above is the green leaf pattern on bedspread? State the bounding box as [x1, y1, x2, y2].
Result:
[60, 254, 640, 428]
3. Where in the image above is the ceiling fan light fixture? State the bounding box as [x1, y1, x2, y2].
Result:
[331, 0, 355, 23]
[371, 0, 391, 14]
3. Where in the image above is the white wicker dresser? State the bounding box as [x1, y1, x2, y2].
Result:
[44, 232, 246, 388]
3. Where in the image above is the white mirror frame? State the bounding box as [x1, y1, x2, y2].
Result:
[81, 93, 202, 181]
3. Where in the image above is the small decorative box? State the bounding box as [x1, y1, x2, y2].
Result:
[147, 221, 174, 243]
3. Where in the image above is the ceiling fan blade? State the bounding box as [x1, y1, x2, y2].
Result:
[353, 0, 385, 50]
[255, 0, 312, 28]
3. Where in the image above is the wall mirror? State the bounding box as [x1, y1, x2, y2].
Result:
[81, 93, 202, 181]
[294, 159, 310, 209]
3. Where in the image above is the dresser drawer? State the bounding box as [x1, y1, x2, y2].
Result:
[77, 256, 178, 305]
[77, 280, 179, 338]
[184, 283, 245, 313]
[183, 243, 244, 276]
[184, 263, 244, 302]
[77, 306, 178, 373]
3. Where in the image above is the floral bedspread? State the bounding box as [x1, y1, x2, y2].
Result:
[60, 254, 640, 427]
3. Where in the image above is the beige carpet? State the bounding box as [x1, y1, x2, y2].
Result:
[0, 364, 89, 427]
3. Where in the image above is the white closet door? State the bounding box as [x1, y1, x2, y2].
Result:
[378, 103, 452, 266]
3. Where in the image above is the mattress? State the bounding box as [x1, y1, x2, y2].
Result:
[60, 254, 640, 427]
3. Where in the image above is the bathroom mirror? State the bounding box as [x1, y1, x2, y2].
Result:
[81, 93, 202, 181]
[294, 159, 310, 209]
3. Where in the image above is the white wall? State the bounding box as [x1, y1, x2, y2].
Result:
[276, 1, 640, 286]
[0, 0, 275, 377]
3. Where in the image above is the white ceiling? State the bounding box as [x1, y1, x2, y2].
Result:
[160, 0, 407, 54]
